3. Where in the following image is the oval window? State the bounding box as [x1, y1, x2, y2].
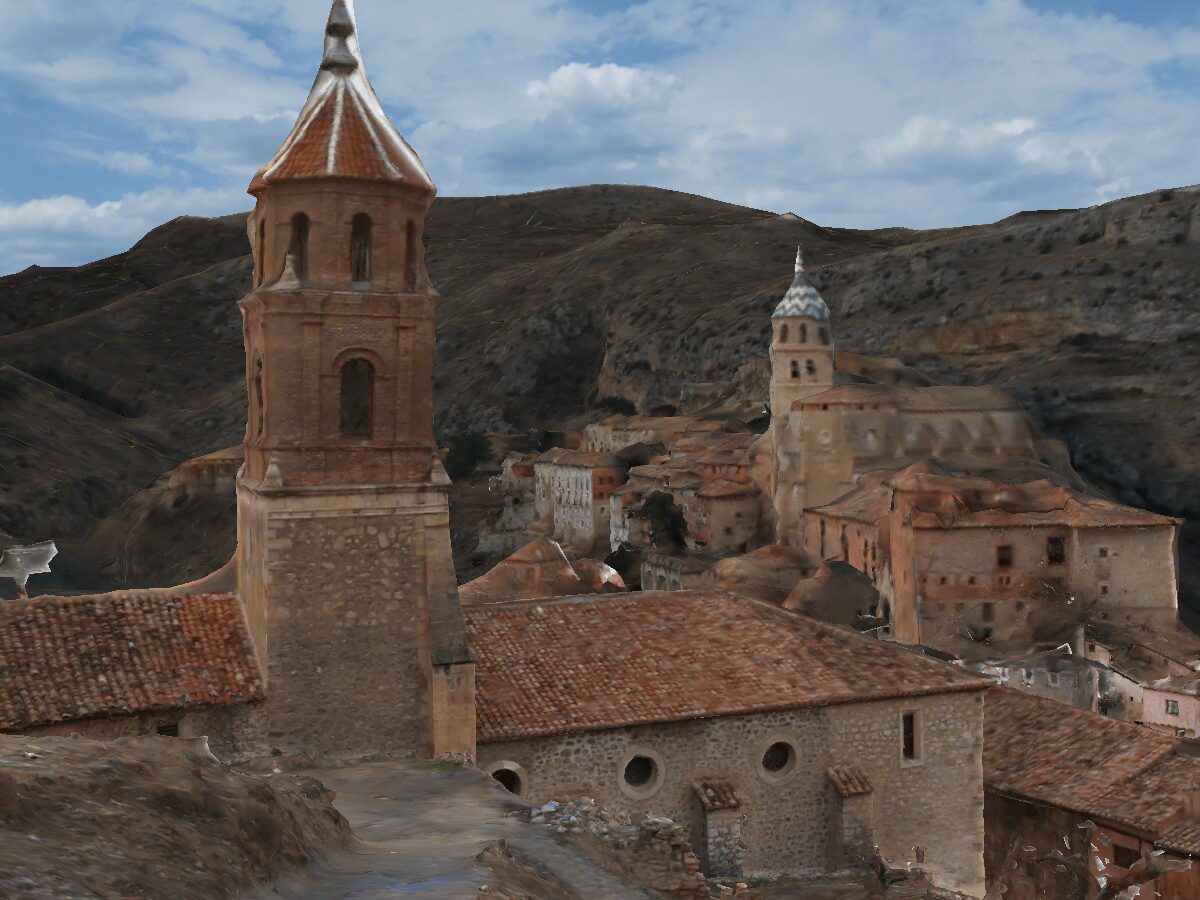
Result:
[760, 741, 797, 780]
[624, 755, 656, 787]
[762, 742, 793, 772]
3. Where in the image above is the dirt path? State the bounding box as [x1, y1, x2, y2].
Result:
[266, 759, 653, 899]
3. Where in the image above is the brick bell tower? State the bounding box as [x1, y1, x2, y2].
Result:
[236, 0, 474, 759]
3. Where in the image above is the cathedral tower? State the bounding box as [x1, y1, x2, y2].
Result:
[236, 0, 474, 759]
[769, 247, 834, 414]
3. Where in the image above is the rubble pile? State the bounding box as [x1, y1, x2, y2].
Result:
[528, 797, 752, 898]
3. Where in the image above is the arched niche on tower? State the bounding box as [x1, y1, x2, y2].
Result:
[322, 346, 396, 444]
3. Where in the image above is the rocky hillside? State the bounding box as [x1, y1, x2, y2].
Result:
[0, 733, 350, 899]
[1, 184, 1198, 604]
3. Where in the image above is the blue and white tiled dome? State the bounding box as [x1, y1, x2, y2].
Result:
[771, 247, 830, 321]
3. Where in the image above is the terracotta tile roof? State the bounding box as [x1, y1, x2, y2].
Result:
[813, 461, 1179, 529]
[983, 687, 1200, 835]
[692, 779, 742, 811]
[535, 448, 625, 469]
[249, 2, 433, 194]
[1159, 821, 1200, 856]
[465, 590, 988, 743]
[0, 593, 262, 730]
[827, 764, 873, 798]
[270, 95, 337, 182]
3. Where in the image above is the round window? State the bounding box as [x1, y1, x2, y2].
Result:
[759, 740, 797, 780]
[624, 755, 656, 787]
[491, 768, 522, 795]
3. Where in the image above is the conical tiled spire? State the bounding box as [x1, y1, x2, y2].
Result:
[771, 246, 830, 320]
[249, 0, 435, 195]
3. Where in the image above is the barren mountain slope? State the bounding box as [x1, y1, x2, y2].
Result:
[1, 184, 1197, 604]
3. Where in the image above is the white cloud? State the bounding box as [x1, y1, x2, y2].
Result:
[994, 118, 1037, 137]
[0, 186, 245, 274]
[100, 151, 160, 175]
[2, 0, 1200, 271]
[527, 63, 676, 111]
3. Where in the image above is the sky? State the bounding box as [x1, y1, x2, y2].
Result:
[0, 0, 1197, 275]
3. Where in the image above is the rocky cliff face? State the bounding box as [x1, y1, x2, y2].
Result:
[1, 184, 1197, 605]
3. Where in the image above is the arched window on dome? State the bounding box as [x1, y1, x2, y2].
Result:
[351, 213, 373, 284]
[790, 360, 801, 380]
[800, 323, 808, 343]
[289, 213, 310, 283]
[779, 324, 789, 344]
[805, 359, 817, 379]
[340, 358, 375, 437]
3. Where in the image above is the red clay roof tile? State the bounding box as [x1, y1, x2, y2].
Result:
[466, 590, 988, 743]
[0, 592, 262, 730]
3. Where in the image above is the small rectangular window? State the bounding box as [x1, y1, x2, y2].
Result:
[1100, 583, 1110, 597]
[157, 723, 180, 738]
[1099, 546, 1110, 559]
[902, 712, 917, 760]
[997, 545, 1014, 568]
[1112, 844, 1140, 870]
[1047, 537, 1066, 565]
[1167, 699, 1181, 716]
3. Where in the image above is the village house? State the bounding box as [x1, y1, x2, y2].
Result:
[983, 687, 1200, 900]
[974, 649, 1114, 713]
[1080, 628, 1200, 737]
[467, 589, 989, 895]
[533, 448, 627, 553]
[751, 251, 1078, 552]
[609, 457, 762, 557]
[477, 451, 539, 556]
[640, 550, 715, 592]
[802, 462, 1181, 646]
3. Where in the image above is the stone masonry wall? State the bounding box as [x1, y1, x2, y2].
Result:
[830, 692, 986, 897]
[479, 692, 985, 895]
[702, 806, 745, 879]
[252, 496, 429, 759]
[23, 701, 266, 763]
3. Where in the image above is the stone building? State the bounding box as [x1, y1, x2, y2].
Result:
[751, 251, 1068, 550]
[803, 462, 1181, 645]
[640, 551, 714, 592]
[2, 0, 475, 762]
[1081, 628, 1200, 737]
[466, 589, 989, 895]
[0, 590, 263, 757]
[610, 460, 760, 557]
[983, 687, 1200, 900]
[533, 448, 627, 552]
[974, 650, 1114, 713]
[477, 452, 539, 557]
